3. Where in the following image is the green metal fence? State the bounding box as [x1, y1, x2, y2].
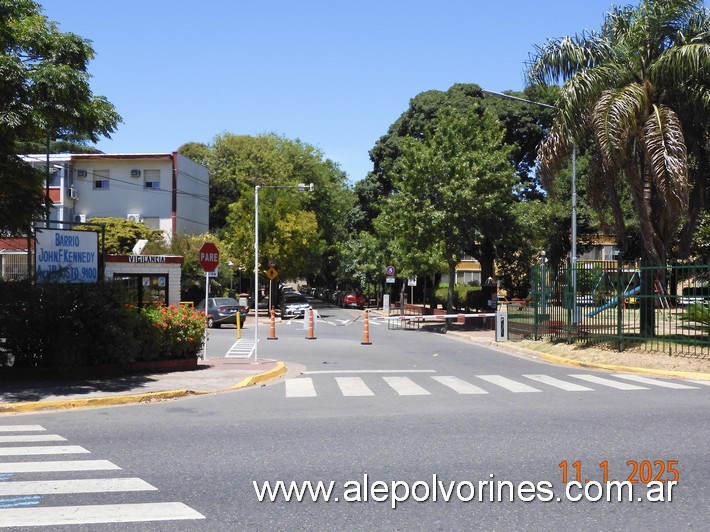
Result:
[508, 260, 710, 358]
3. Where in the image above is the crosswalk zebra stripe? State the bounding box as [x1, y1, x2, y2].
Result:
[0, 435, 66, 444]
[569, 374, 648, 390]
[225, 339, 256, 358]
[687, 380, 710, 386]
[0, 478, 156, 496]
[0, 461, 121, 473]
[431, 376, 488, 394]
[383, 377, 430, 395]
[0, 446, 89, 457]
[0, 502, 205, 527]
[305, 370, 436, 374]
[523, 375, 594, 391]
[612, 374, 699, 389]
[285, 378, 317, 397]
[0, 426, 45, 433]
[335, 377, 374, 396]
[475, 375, 541, 393]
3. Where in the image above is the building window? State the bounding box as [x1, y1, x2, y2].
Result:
[142, 217, 160, 230]
[144, 169, 160, 189]
[94, 169, 109, 189]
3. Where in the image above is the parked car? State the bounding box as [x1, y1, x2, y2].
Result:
[195, 297, 248, 328]
[341, 292, 366, 309]
[280, 292, 311, 319]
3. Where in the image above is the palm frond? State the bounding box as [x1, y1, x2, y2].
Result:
[651, 43, 710, 90]
[643, 104, 689, 221]
[556, 63, 630, 140]
[535, 123, 572, 189]
[592, 84, 649, 170]
[527, 31, 613, 86]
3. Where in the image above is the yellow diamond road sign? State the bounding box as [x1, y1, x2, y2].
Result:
[265, 266, 279, 280]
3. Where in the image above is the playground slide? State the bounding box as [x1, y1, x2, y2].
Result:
[587, 285, 642, 317]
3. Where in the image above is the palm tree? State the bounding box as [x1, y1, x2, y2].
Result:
[527, 0, 710, 335]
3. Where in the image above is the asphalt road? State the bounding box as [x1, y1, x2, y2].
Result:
[1, 300, 708, 530]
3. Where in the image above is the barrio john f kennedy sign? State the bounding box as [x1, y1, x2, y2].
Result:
[35, 229, 98, 283]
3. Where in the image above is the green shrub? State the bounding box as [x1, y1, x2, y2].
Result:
[0, 280, 205, 371]
[434, 285, 483, 311]
[680, 302, 710, 330]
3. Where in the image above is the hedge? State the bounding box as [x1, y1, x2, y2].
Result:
[0, 280, 205, 372]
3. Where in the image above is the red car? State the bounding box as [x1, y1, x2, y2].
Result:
[341, 292, 365, 309]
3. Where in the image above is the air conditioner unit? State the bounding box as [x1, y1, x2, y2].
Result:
[130, 169, 141, 177]
[77, 170, 87, 178]
[68, 188, 78, 200]
[74, 214, 86, 223]
[126, 213, 141, 223]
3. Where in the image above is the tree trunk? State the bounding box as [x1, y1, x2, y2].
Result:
[447, 259, 456, 314]
[639, 259, 657, 338]
[479, 237, 495, 284]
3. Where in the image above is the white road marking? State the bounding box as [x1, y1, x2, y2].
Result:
[686, 380, 710, 386]
[475, 375, 541, 393]
[0, 446, 89, 457]
[431, 376, 488, 394]
[0, 426, 45, 433]
[569, 374, 648, 390]
[335, 377, 374, 396]
[612, 374, 699, 389]
[285, 378, 317, 397]
[225, 338, 255, 358]
[0, 502, 205, 527]
[0, 461, 120, 473]
[383, 377, 430, 396]
[304, 369, 436, 375]
[523, 375, 594, 391]
[0, 435, 66, 444]
[0, 478, 156, 496]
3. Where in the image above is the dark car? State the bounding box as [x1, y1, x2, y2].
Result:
[280, 292, 311, 319]
[341, 292, 366, 309]
[196, 297, 248, 329]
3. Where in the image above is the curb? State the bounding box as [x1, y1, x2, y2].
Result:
[446, 331, 710, 380]
[226, 361, 287, 391]
[537, 352, 710, 380]
[0, 362, 288, 415]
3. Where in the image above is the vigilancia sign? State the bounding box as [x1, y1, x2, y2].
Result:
[35, 229, 98, 283]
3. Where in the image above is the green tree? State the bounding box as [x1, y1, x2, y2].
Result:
[527, 0, 710, 334]
[378, 108, 517, 313]
[150, 232, 234, 303]
[180, 133, 353, 286]
[1, 0, 121, 233]
[78, 217, 163, 255]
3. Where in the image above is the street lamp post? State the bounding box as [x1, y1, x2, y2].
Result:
[238, 267, 243, 294]
[227, 260, 234, 295]
[481, 89, 578, 323]
[254, 182, 314, 362]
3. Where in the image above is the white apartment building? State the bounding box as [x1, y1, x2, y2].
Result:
[21, 152, 209, 238]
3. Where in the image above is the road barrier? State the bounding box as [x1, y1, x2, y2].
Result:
[361, 309, 372, 345]
[267, 308, 278, 340]
[306, 308, 317, 340]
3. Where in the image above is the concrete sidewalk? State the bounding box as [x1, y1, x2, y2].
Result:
[0, 358, 286, 414]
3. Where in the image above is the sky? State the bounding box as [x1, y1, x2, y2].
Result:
[41, 0, 622, 183]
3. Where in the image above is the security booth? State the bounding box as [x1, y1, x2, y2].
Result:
[104, 254, 184, 307]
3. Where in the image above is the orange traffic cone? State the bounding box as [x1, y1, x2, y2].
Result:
[305, 308, 317, 340]
[267, 308, 278, 340]
[361, 309, 372, 345]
